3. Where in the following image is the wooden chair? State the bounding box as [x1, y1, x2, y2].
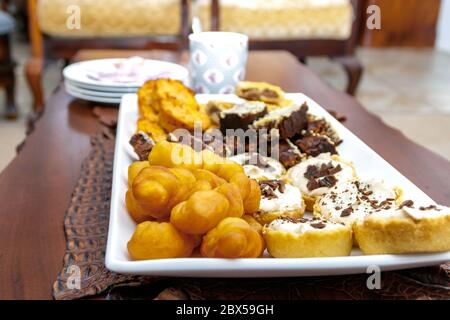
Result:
[206, 0, 364, 95]
[25, 0, 191, 114]
[0, 1, 16, 118]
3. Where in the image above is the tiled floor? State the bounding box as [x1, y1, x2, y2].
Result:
[1, 42, 450, 172]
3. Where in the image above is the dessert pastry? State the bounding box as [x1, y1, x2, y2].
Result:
[159, 98, 211, 132]
[293, 133, 338, 157]
[200, 217, 265, 258]
[252, 103, 308, 139]
[128, 221, 196, 260]
[205, 100, 234, 126]
[229, 152, 285, 180]
[254, 180, 305, 225]
[314, 179, 403, 227]
[354, 203, 450, 255]
[306, 114, 342, 146]
[286, 153, 357, 211]
[263, 218, 353, 258]
[236, 81, 285, 105]
[136, 117, 167, 142]
[129, 132, 155, 161]
[275, 139, 304, 169]
[219, 101, 267, 134]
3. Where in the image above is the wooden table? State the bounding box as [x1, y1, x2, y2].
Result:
[0, 50, 449, 300]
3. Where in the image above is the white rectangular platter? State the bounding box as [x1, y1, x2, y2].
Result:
[105, 93, 450, 277]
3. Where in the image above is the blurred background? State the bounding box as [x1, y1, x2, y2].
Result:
[0, 0, 449, 171]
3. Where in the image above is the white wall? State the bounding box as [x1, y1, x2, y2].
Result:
[437, 0, 450, 52]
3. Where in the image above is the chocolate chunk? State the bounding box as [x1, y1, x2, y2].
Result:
[419, 205, 438, 211]
[282, 217, 309, 224]
[399, 200, 414, 209]
[340, 206, 353, 217]
[310, 221, 326, 229]
[259, 180, 286, 199]
[294, 134, 337, 157]
[304, 162, 342, 191]
[129, 132, 155, 161]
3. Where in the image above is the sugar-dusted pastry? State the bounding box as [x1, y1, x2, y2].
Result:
[254, 180, 305, 225]
[354, 203, 450, 255]
[286, 153, 357, 211]
[263, 218, 353, 258]
[252, 103, 308, 139]
[219, 101, 267, 134]
[314, 179, 403, 226]
[236, 81, 285, 105]
[229, 152, 285, 180]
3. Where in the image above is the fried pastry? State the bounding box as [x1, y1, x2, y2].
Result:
[286, 153, 357, 211]
[255, 180, 305, 225]
[136, 117, 167, 142]
[200, 217, 265, 258]
[263, 218, 353, 258]
[159, 98, 211, 132]
[127, 161, 150, 188]
[170, 189, 231, 235]
[354, 204, 450, 255]
[127, 221, 196, 260]
[236, 81, 285, 105]
[131, 166, 191, 219]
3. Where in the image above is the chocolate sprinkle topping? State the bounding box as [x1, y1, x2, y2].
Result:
[310, 221, 327, 229]
[340, 206, 353, 217]
[419, 205, 439, 211]
[399, 200, 414, 209]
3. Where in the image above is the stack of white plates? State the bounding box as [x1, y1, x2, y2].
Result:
[63, 58, 189, 104]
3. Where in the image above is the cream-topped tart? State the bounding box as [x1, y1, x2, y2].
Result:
[229, 153, 285, 180]
[254, 180, 305, 225]
[263, 217, 352, 258]
[286, 153, 357, 210]
[354, 202, 450, 255]
[314, 179, 403, 226]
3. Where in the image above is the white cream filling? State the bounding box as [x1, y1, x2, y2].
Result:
[268, 219, 345, 235]
[318, 179, 397, 225]
[220, 101, 266, 116]
[230, 153, 285, 180]
[403, 205, 449, 220]
[259, 184, 302, 212]
[287, 153, 355, 197]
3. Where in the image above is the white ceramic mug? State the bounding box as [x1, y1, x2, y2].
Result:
[189, 32, 249, 94]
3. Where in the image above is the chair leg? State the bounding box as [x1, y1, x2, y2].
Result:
[25, 58, 45, 114]
[4, 70, 17, 119]
[333, 55, 363, 96]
